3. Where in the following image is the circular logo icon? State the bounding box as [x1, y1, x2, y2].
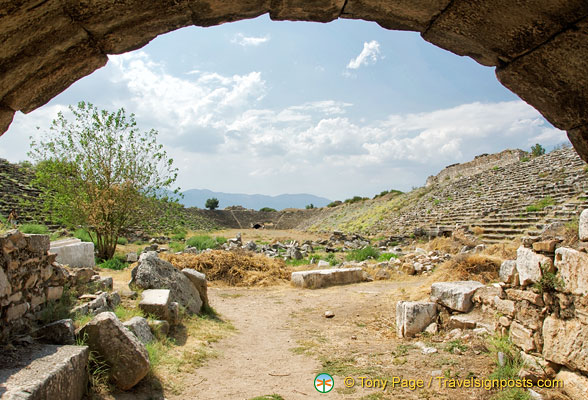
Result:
[314, 373, 334, 393]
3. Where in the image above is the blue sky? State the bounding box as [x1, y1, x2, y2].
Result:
[0, 15, 568, 200]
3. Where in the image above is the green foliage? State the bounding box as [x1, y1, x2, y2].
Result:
[530, 143, 546, 157]
[169, 241, 186, 253]
[39, 286, 77, 324]
[445, 339, 468, 353]
[116, 236, 128, 245]
[520, 156, 530, 162]
[377, 252, 398, 261]
[97, 255, 127, 270]
[29, 101, 179, 260]
[491, 389, 531, 400]
[170, 227, 187, 241]
[249, 395, 285, 400]
[346, 246, 380, 262]
[492, 166, 500, 171]
[19, 223, 49, 234]
[324, 253, 337, 266]
[533, 266, 564, 294]
[114, 305, 145, 322]
[344, 196, 369, 204]
[186, 235, 226, 250]
[525, 196, 555, 212]
[205, 197, 219, 210]
[74, 228, 94, 243]
[327, 200, 342, 208]
[305, 203, 315, 209]
[433, 199, 441, 206]
[259, 207, 277, 212]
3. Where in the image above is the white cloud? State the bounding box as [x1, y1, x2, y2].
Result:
[231, 33, 270, 47]
[347, 40, 381, 69]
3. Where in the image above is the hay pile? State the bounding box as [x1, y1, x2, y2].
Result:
[160, 250, 292, 286]
[434, 254, 501, 283]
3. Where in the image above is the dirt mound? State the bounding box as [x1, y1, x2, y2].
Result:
[160, 250, 292, 286]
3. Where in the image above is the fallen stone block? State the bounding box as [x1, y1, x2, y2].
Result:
[123, 316, 155, 344]
[579, 209, 588, 241]
[555, 247, 588, 295]
[126, 252, 138, 263]
[79, 312, 149, 390]
[516, 246, 552, 286]
[473, 285, 504, 305]
[430, 281, 484, 312]
[448, 314, 477, 330]
[0, 344, 88, 400]
[182, 268, 209, 307]
[139, 289, 171, 322]
[50, 238, 95, 268]
[32, 319, 75, 345]
[130, 252, 202, 314]
[543, 316, 588, 375]
[493, 297, 515, 317]
[532, 239, 559, 253]
[556, 368, 588, 400]
[291, 267, 364, 289]
[510, 321, 536, 352]
[396, 301, 438, 338]
[499, 260, 518, 284]
[505, 289, 544, 306]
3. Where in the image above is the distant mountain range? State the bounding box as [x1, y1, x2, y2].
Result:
[178, 189, 332, 210]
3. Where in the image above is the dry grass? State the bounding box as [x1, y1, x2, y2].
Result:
[481, 241, 520, 260]
[471, 226, 485, 236]
[161, 250, 292, 286]
[434, 254, 501, 284]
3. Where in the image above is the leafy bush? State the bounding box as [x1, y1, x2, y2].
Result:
[98, 256, 127, 270]
[116, 237, 128, 245]
[19, 224, 49, 234]
[305, 204, 315, 209]
[186, 235, 226, 250]
[346, 246, 380, 262]
[327, 200, 342, 208]
[171, 227, 187, 241]
[259, 207, 277, 212]
[344, 196, 369, 204]
[323, 253, 337, 266]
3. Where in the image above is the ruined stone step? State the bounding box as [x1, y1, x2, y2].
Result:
[0, 344, 88, 400]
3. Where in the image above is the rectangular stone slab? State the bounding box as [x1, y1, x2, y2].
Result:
[49, 240, 95, 268]
[139, 288, 171, 321]
[0, 344, 88, 400]
[291, 267, 364, 289]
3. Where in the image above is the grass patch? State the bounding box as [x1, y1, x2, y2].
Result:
[445, 339, 468, 354]
[73, 228, 94, 243]
[114, 304, 145, 322]
[186, 235, 227, 250]
[377, 252, 397, 261]
[346, 246, 380, 262]
[97, 255, 127, 270]
[116, 236, 128, 245]
[249, 395, 285, 400]
[319, 356, 379, 377]
[19, 223, 49, 234]
[525, 196, 555, 212]
[487, 334, 530, 400]
[169, 241, 186, 253]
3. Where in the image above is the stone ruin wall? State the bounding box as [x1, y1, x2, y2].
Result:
[0, 230, 67, 343]
[426, 149, 527, 187]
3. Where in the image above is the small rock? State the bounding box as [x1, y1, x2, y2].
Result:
[325, 311, 335, 318]
[498, 352, 505, 367]
[425, 322, 438, 335]
[431, 370, 442, 377]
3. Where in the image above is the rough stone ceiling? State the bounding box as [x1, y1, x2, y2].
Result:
[1, 1, 587, 160]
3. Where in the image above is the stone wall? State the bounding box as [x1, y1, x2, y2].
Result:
[426, 149, 527, 187]
[0, 230, 66, 343]
[194, 208, 323, 230]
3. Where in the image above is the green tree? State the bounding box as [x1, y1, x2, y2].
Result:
[531, 143, 546, 157]
[29, 101, 178, 260]
[305, 203, 315, 209]
[205, 198, 219, 210]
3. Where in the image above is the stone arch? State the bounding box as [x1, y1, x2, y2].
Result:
[1, 1, 588, 159]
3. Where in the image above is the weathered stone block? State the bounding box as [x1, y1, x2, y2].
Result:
[50, 238, 95, 268]
[430, 281, 484, 312]
[473, 285, 503, 305]
[79, 312, 149, 390]
[543, 316, 588, 374]
[291, 267, 364, 289]
[515, 301, 542, 331]
[182, 268, 209, 307]
[448, 314, 477, 330]
[33, 319, 75, 345]
[516, 246, 552, 286]
[123, 316, 155, 344]
[26, 234, 50, 255]
[139, 289, 171, 322]
[555, 247, 588, 295]
[556, 368, 588, 400]
[5, 302, 29, 321]
[396, 301, 437, 338]
[580, 209, 588, 241]
[532, 240, 559, 253]
[0, 344, 88, 400]
[499, 260, 518, 284]
[131, 252, 202, 314]
[493, 297, 515, 318]
[510, 321, 535, 352]
[0, 266, 11, 297]
[505, 289, 544, 307]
